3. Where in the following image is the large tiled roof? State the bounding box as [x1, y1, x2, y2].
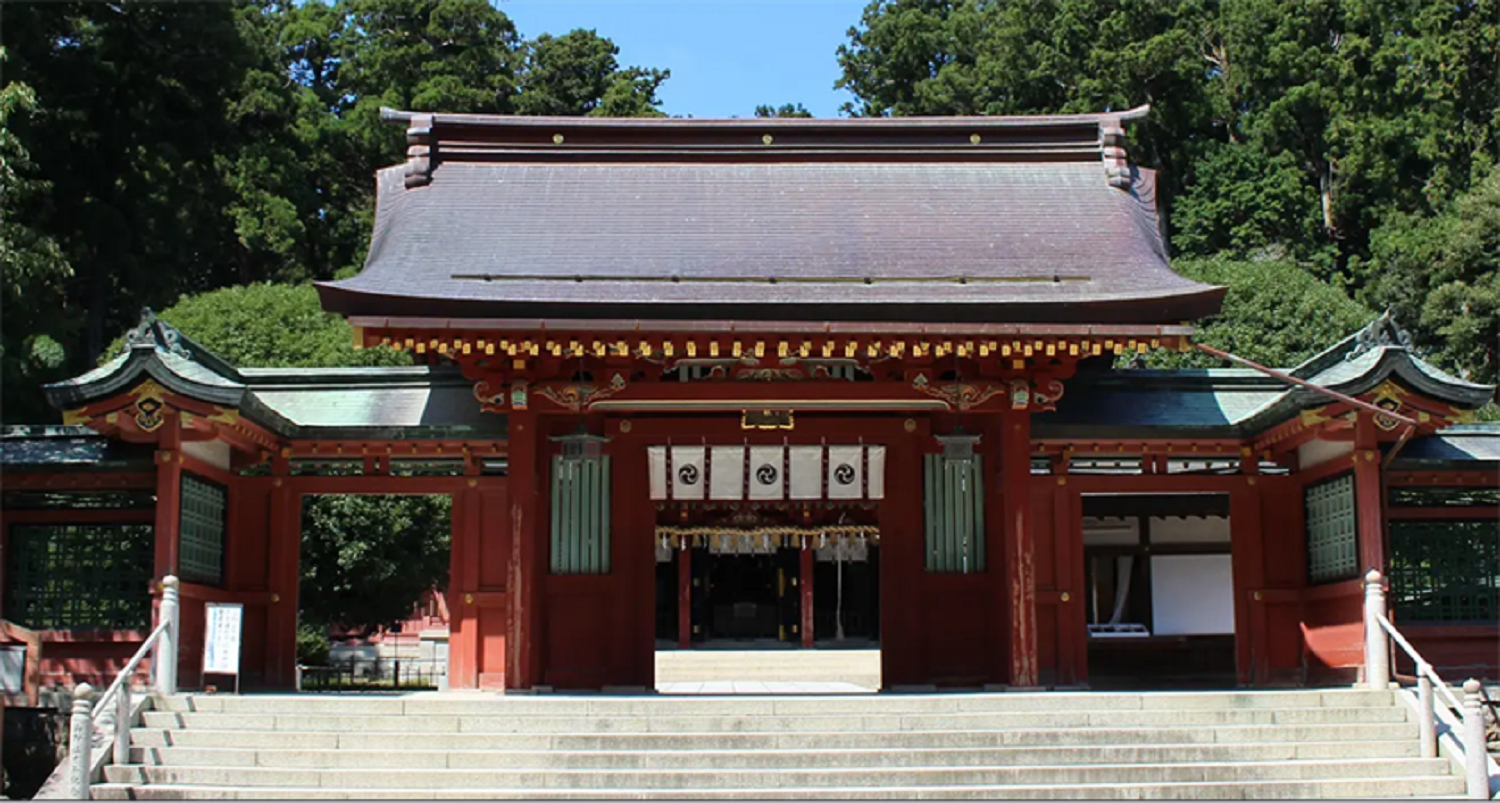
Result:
[317, 109, 1225, 325]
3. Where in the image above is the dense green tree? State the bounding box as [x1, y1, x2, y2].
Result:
[838, 0, 1500, 382]
[2, 2, 260, 372]
[516, 29, 668, 117]
[755, 103, 813, 118]
[104, 282, 407, 369]
[1365, 166, 1500, 384]
[1146, 257, 1376, 371]
[0, 1, 674, 422]
[0, 51, 73, 422]
[299, 493, 452, 633]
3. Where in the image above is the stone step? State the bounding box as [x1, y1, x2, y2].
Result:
[153, 689, 1393, 716]
[130, 720, 1421, 751]
[139, 705, 1407, 734]
[129, 739, 1423, 770]
[101, 758, 1454, 790]
[91, 775, 1471, 801]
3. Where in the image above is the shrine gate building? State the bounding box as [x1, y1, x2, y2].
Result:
[3, 108, 1496, 693]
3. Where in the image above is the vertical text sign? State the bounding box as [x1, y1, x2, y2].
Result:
[202, 602, 243, 675]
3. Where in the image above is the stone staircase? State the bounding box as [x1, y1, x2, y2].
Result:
[92, 689, 1464, 799]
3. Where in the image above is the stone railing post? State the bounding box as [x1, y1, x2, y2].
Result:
[1416, 661, 1437, 759]
[1463, 679, 1489, 799]
[155, 575, 180, 696]
[113, 684, 132, 766]
[66, 683, 95, 800]
[1363, 569, 1389, 689]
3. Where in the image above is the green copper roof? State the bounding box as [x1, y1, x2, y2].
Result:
[39, 311, 505, 441]
[28, 311, 1497, 446]
[0, 425, 155, 470]
[1034, 368, 1285, 439]
[242, 372, 506, 440]
[1388, 424, 1500, 469]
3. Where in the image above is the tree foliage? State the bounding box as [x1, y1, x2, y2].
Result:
[0, 47, 72, 422]
[837, 0, 1499, 386]
[1146, 258, 1376, 370]
[299, 494, 452, 633]
[105, 283, 407, 370]
[755, 103, 814, 118]
[1365, 166, 1500, 383]
[1, 0, 668, 422]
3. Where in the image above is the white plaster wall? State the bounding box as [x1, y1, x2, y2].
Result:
[1083, 516, 1139, 546]
[1149, 515, 1231, 544]
[1298, 438, 1353, 471]
[183, 439, 231, 471]
[1150, 554, 1236, 635]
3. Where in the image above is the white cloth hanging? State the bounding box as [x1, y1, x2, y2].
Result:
[648, 446, 668, 500]
[748, 445, 785, 500]
[709, 445, 745, 500]
[1108, 555, 1134, 625]
[826, 445, 864, 500]
[670, 445, 706, 500]
[788, 446, 823, 500]
[866, 446, 886, 499]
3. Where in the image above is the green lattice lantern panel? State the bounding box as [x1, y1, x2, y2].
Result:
[923, 453, 986, 573]
[550, 455, 611, 575]
[180, 474, 226, 586]
[1305, 474, 1358, 584]
[5, 524, 153, 630]
[1389, 520, 1499, 623]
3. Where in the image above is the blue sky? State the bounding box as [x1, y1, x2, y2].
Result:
[499, 0, 870, 118]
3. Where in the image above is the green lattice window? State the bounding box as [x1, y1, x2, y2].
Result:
[924, 454, 986, 573]
[1, 491, 155, 510]
[1305, 474, 1358, 583]
[1389, 520, 1499, 623]
[5, 524, 153, 630]
[550, 455, 611, 574]
[1389, 487, 1500, 508]
[179, 474, 226, 586]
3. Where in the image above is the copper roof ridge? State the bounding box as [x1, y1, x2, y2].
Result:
[380, 105, 1150, 129]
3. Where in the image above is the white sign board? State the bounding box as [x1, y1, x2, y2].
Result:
[203, 602, 243, 675]
[1149, 554, 1236, 636]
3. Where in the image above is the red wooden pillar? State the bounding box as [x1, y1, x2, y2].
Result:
[264, 457, 298, 688]
[1053, 473, 1085, 687]
[1352, 413, 1386, 574]
[800, 543, 814, 648]
[1229, 481, 1267, 686]
[448, 482, 482, 689]
[153, 414, 183, 578]
[1003, 409, 1038, 687]
[506, 410, 543, 689]
[677, 545, 692, 649]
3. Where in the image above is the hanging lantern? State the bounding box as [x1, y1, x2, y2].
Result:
[552, 427, 609, 462]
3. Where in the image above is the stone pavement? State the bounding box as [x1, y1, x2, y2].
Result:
[654, 647, 880, 693]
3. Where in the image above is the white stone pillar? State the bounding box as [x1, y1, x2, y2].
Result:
[1463, 679, 1489, 799]
[155, 575, 181, 696]
[113, 685, 132, 766]
[1363, 569, 1389, 689]
[67, 683, 95, 800]
[1416, 661, 1436, 759]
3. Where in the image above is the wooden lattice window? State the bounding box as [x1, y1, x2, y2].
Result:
[923, 454, 986, 573]
[179, 474, 226, 587]
[5, 523, 153, 630]
[1305, 474, 1358, 583]
[550, 455, 611, 574]
[1389, 520, 1499, 623]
